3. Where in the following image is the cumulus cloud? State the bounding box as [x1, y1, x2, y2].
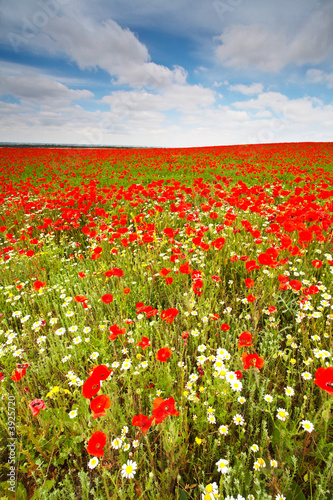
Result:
[1, 86, 333, 148]
[306, 69, 333, 88]
[215, 2, 333, 71]
[0, 70, 93, 106]
[3, 5, 189, 90]
[228, 83, 264, 95]
[232, 91, 290, 111]
[102, 83, 216, 116]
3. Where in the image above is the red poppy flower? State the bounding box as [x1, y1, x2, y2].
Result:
[221, 323, 230, 331]
[82, 375, 101, 399]
[242, 352, 264, 370]
[289, 279, 302, 291]
[211, 237, 225, 249]
[33, 280, 46, 290]
[146, 307, 158, 318]
[245, 278, 255, 288]
[247, 294, 256, 303]
[132, 414, 154, 436]
[90, 395, 111, 419]
[163, 227, 174, 238]
[312, 260, 322, 268]
[74, 295, 88, 303]
[298, 230, 313, 243]
[108, 324, 126, 340]
[161, 308, 179, 323]
[91, 365, 112, 381]
[235, 370, 243, 379]
[101, 293, 113, 304]
[192, 236, 202, 246]
[165, 277, 173, 285]
[308, 285, 319, 295]
[159, 268, 172, 277]
[11, 363, 29, 381]
[179, 262, 192, 274]
[258, 253, 274, 266]
[105, 267, 124, 277]
[78, 272, 86, 278]
[86, 431, 107, 457]
[29, 399, 46, 417]
[268, 306, 277, 313]
[245, 260, 260, 271]
[238, 331, 252, 349]
[123, 287, 130, 294]
[152, 397, 180, 424]
[314, 367, 333, 396]
[156, 347, 172, 362]
[278, 275, 289, 283]
[11, 369, 26, 382]
[137, 336, 151, 349]
[280, 236, 292, 249]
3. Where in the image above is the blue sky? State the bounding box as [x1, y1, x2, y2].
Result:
[0, 0, 332, 147]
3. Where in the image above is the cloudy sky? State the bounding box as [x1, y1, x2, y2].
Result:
[0, 0, 333, 147]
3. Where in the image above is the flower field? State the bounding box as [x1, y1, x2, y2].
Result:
[1, 142, 333, 500]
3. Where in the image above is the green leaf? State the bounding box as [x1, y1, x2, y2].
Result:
[15, 483, 28, 500]
[178, 490, 190, 500]
[30, 479, 55, 500]
[0, 481, 16, 500]
[322, 409, 330, 421]
[286, 480, 306, 500]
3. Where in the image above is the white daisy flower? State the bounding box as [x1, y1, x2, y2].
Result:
[301, 420, 314, 433]
[216, 458, 230, 474]
[111, 438, 123, 450]
[276, 408, 289, 421]
[88, 457, 99, 469]
[121, 459, 137, 479]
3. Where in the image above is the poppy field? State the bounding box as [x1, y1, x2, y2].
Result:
[1, 142, 333, 500]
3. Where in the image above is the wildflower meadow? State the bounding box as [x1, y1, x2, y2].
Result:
[0, 142, 333, 500]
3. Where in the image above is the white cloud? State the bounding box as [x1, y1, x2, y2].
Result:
[3, 7, 188, 90]
[215, 2, 333, 71]
[0, 70, 93, 106]
[306, 69, 333, 88]
[1, 86, 333, 148]
[232, 91, 290, 111]
[102, 83, 216, 115]
[228, 83, 264, 95]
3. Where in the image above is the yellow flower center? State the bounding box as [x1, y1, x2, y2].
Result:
[206, 484, 213, 493]
[126, 465, 133, 474]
